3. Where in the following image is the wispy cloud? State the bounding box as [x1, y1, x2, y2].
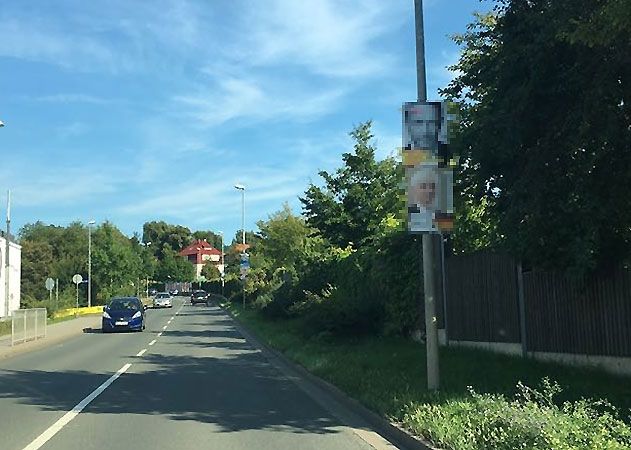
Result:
[234, 0, 405, 78]
[32, 94, 114, 104]
[56, 122, 90, 138]
[172, 76, 346, 128]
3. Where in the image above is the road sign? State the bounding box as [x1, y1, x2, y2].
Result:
[45, 278, 55, 291]
[72, 274, 83, 285]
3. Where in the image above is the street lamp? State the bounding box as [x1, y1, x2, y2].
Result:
[218, 231, 225, 297]
[234, 184, 246, 308]
[87, 220, 96, 308]
[141, 242, 152, 298]
[234, 184, 245, 246]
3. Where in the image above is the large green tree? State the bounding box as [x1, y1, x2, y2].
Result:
[300, 121, 401, 248]
[443, 0, 631, 274]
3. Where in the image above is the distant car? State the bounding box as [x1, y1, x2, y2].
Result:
[169, 289, 179, 296]
[102, 297, 146, 332]
[153, 292, 173, 308]
[191, 290, 208, 305]
[149, 288, 158, 296]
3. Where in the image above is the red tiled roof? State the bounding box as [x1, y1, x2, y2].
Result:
[178, 239, 222, 256]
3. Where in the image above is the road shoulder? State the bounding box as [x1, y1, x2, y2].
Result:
[220, 302, 435, 450]
[0, 315, 101, 361]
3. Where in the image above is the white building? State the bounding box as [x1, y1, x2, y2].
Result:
[0, 235, 21, 317]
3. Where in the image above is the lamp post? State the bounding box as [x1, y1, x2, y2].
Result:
[234, 184, 246, 308]
[141, 242, 152, 298]
[87, 220, 96, 308]
[4, 189, 11, 318]
[218, 231, 225, 297]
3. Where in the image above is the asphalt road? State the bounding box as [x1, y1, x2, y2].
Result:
[0, 298, 390, 450]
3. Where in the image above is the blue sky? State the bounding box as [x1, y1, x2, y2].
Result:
[1, 0, 492, 242]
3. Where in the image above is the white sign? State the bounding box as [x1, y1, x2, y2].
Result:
[45, 278, 55, 291]
[72, 274, 83, 285]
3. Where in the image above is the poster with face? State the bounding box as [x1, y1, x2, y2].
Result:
[402, 101, 441, 153]
[403, 101, 456, 234]
[406, 163, 454, 233]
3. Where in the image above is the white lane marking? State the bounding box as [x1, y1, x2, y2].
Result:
[162, 325, 168, 330]
[22, 363, 132, 450]
[167, 320, 172, 324]
[170, 316, 175, 320]
[157, 332, 163, 337]
[136, 349, 147, 357]
[148, 339, 157, 346]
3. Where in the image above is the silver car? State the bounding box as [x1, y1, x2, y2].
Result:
[153, 292, 173, 308]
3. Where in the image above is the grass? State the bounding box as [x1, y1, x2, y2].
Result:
[224, 301, 631, 450]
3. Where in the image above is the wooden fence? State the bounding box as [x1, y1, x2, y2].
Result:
[445, 252, 631, 358]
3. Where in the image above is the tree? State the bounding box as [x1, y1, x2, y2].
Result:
[142, 221, 193, 259]
[156, 249, 194, 282]
[192, 230, 222, 249]
[201, 263, 221, 281]
[256, 203, 313, 270]
[443, 1, 631, 274]
[300, 121, 401, 248]
[20, 240, 54, 305]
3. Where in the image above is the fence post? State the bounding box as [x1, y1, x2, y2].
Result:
[34, 310, 38, 341]
[517, 261, 527, 357]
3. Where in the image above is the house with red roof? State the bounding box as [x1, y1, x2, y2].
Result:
[178, 239, 224, 281]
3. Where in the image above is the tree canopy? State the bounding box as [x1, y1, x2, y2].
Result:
[444, 0, 631, 274]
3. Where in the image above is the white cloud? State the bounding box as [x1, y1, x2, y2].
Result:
[33, 94, 114, 104]
[172, 76, 346, 127]
[0, 18, 131, 73]
[235, 0, 405, 78]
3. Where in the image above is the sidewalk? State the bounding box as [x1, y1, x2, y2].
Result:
[0, 315, 101, 361]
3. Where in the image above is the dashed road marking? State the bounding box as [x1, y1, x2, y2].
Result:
[136, 349, 147, 357]
[22, 363, 132, 450]
[149, 339, 156, 346]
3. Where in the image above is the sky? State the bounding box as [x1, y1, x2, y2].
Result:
[0, 0, 493, 242]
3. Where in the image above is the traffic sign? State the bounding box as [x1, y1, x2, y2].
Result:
[45, 278, 55, 291]
[72, 274, 83, 285]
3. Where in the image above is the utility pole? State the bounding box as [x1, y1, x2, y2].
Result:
[55, 278, 59, 309]
[88, 220, 95, 308]
[414, 0, 440, 391]
[5, 190, 11, 318]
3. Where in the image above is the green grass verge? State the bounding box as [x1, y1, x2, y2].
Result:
[224, 301, 631, 450]
[0, 319, 11, 337]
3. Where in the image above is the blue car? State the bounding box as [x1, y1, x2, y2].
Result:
[102, 297, 146, 333]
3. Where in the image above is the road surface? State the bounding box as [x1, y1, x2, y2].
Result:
[0, 298, 393, 450]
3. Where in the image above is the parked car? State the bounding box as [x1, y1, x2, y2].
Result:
[169, 289, 179, 296]
[102, 297, 146, 332]
[149, 288, 158, 296]
[153, 292, 173, 308]
[191, 290, 208, 305]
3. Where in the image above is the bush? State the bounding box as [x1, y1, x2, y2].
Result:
[403, 378, 631, 450]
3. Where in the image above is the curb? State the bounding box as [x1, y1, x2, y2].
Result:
[220, 302, 437, 450]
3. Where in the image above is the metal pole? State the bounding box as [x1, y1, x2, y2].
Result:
[440, 235, 448, 345]
[55, 278, 59, 310]
[88, 224, 92, 308]
[146, 276, 149, 298]
[75, 282, 79, 310]
[241, 189, 245, 309]
[4, 190, 10, 318]
[221, 233, 225, 297]
[415, 0, 440, 391]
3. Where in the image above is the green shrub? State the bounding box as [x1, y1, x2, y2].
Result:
[403, 379, 631, 450]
